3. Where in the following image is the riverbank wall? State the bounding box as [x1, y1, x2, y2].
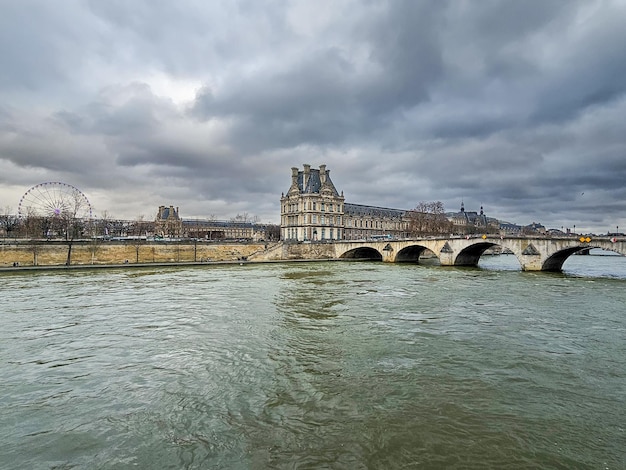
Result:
[0, 240, 268, 268]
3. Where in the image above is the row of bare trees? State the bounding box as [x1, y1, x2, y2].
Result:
[406, 201, 453, 236]
[406, 201, 502, 236]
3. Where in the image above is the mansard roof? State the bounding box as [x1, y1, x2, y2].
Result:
[157, 205, 179, 220]
[302, 169, 339, 196]
[345, 203, 406, 218]
[288, 165, 341, 197]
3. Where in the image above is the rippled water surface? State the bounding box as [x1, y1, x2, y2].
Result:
[1, 255, 625, 469]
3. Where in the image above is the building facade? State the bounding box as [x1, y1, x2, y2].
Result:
[343, 203, 410, 240]
[280, 164, 345, 241]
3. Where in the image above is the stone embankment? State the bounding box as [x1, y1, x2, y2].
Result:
[0, 240, 270, 269]
[247, 241, 335, 262]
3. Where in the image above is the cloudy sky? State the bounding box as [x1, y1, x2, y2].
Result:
[1, 0, 626, 233]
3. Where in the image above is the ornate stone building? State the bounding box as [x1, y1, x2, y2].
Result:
[281, 164, 345, 241]
[281, 164, 411, 241]
[155, 205, 183, 237]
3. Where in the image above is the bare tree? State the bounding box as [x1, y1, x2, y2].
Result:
[265, 223, 281, 241]
[407, 201, 453, 236]
[130, 215, 149, 263]
[59, 191, 90, 266]
[230, 212, 251, 223]
[0, 206, 19, 240]
[21, 207, 44, 239]
[88, 210, 114, 264]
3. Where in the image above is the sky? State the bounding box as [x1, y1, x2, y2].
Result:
[1, 0, 626, 233]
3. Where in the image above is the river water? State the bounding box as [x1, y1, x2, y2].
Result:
[1, 254, 625, 469]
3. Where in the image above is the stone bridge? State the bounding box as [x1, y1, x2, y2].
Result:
[253, 236, 626, 271]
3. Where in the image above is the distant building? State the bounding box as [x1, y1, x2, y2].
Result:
[500, 222, 522, 235]
[154, 206, 276, 241]
[447, 202, 499, 234]
[155, 205, 183, 237]
[181, 219, 274, 241]
[343, 204, 409, 240]
[523, 222, 547, 234]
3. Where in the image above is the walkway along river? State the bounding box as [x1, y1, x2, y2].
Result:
[1, 253, 625, 468]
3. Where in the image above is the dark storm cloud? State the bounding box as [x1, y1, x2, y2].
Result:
[1, 0, 625, 231]
[190, 1, 448, 151]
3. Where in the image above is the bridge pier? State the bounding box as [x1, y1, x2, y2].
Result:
[438, 251, 456, 267]
[518, 255, 544, 271]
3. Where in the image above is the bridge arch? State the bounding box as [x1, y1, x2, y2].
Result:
[454, 242, 500, 267]
[339, 247, 383, 261]
[395, 244, 436, 263]
[542, 246, 585, 272]
[544, 245, 625, 272]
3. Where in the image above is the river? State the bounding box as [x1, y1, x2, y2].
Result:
[1, 253, 625, 469]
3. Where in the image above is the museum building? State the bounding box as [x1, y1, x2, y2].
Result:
[280, 164, 411, 241]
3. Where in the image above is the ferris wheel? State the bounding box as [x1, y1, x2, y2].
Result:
[18, 182, 93, 220]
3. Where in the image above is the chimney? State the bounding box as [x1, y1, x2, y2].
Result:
[303, 163, 310, 189]
[319, 164, 327, 184]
